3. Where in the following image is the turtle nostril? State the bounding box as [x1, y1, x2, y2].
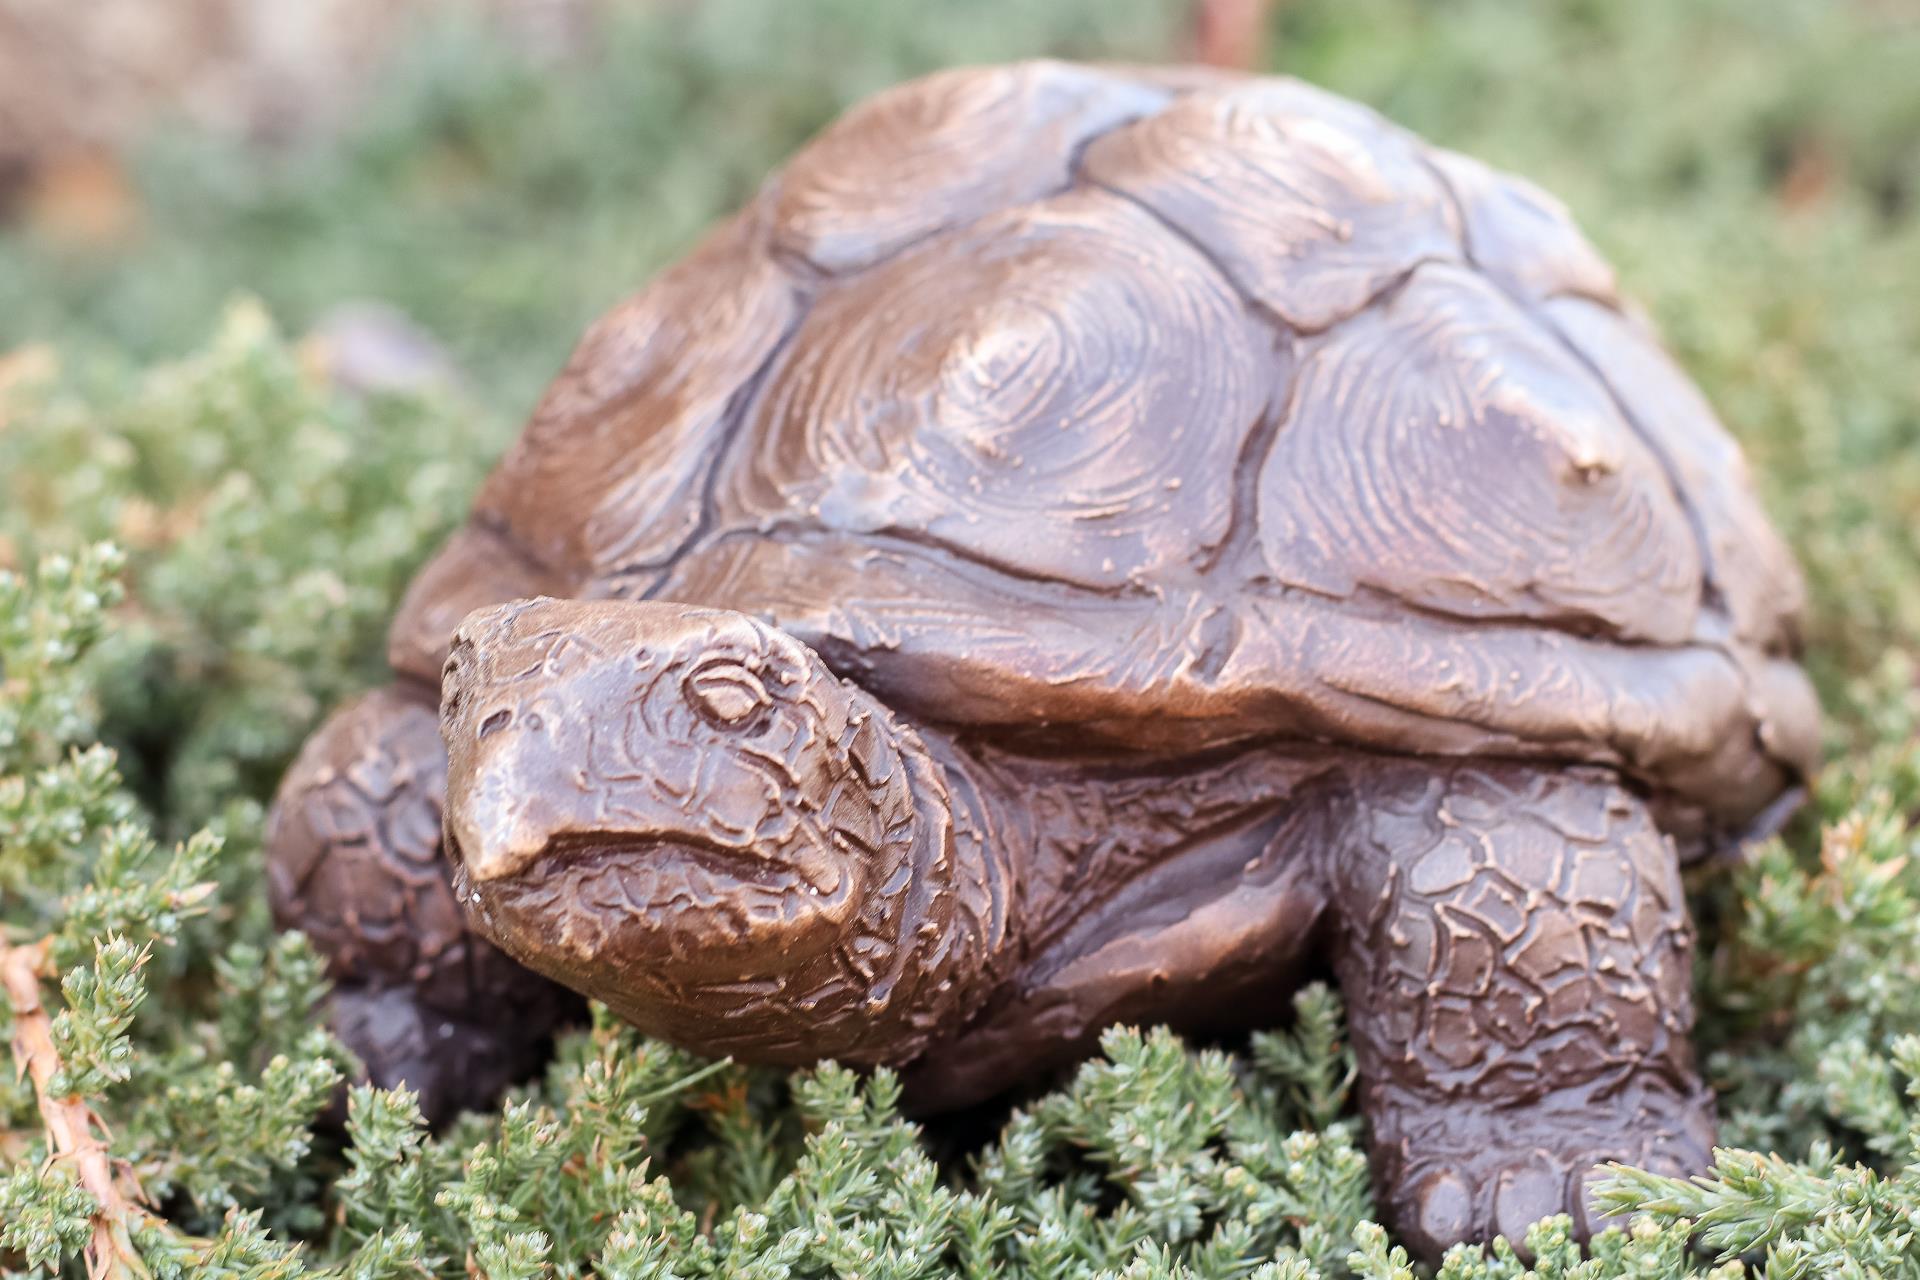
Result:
[478, 709, 513, 739]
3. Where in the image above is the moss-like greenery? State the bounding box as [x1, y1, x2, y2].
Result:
[2, 0, 1917, 1274]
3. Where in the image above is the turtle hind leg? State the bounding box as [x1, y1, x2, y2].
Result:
[265, 683, 580, 1124]
[1325, 762, 1714, 1262]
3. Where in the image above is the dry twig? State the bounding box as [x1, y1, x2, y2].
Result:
[3, 935, 157, 1280]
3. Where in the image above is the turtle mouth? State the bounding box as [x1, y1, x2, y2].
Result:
[456, 823, 863, 983]
[524, 829, 851, 901]
[534, 829, 763, 873]
[449, 823, 830, 889]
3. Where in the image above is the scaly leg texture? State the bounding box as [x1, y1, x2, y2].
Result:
[1325, 763, 1713, 1259]
[265, 685, 579, 1123]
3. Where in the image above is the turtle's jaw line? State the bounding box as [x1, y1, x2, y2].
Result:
[457, 823, 791, 884]
[459, 821, 857, 912]
[531, 829, 818, 890]
[462, 824, 867, 988]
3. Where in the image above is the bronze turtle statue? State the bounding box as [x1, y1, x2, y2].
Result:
[267, 61, 1820, 1258]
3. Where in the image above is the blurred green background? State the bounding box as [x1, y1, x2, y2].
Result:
[3, 0, 1916, 711]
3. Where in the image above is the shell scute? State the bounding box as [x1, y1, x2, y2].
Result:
[1545, 296, 1804, 649]
[472, 210, 800, 584]
[1429, 148, 1619, 306]
[771, 60, 1168, 275]
[717, 189, 1276, 592]
[1080, 76, 1462, 330]
[1256, 264, 1703, 643]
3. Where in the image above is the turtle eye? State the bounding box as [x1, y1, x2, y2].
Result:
[685, 660, 771, 730]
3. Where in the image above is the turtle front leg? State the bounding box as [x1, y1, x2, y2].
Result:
[266, 684, 580, 1123]
[1325, 762, 1713, 1260]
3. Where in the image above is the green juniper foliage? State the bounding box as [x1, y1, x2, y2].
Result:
[0, 303, 494, 836]
[3, 0, 1919, 1275]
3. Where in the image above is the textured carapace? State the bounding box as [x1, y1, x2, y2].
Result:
[385, 61, 1815, 819]
[267, 60, 1818, 1260]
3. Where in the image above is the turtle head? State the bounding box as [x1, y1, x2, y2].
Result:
[439, 597, 1005, 1066]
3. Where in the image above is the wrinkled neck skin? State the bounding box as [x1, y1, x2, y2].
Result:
[863, 730, 1021, 1054]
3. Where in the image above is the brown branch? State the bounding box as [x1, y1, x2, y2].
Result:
[3, 935, 155, 1280]
[1192, 0, 1275, 70]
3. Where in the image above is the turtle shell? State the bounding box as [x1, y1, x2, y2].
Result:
[391, 61, 1818, 832]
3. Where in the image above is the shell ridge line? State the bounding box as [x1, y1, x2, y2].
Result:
[605, 284, 809, 598]
[1080, 173, 1295, 336]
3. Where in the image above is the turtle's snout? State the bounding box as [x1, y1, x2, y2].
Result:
[440, 599, 605, 884]
[442, 684, 583, 884]
[444, 739, 565, 884]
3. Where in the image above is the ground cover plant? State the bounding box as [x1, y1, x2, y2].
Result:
[2, 0, 1918, 1274]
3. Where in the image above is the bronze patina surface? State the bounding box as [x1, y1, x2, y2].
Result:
[266, 61, 1820, 1259]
